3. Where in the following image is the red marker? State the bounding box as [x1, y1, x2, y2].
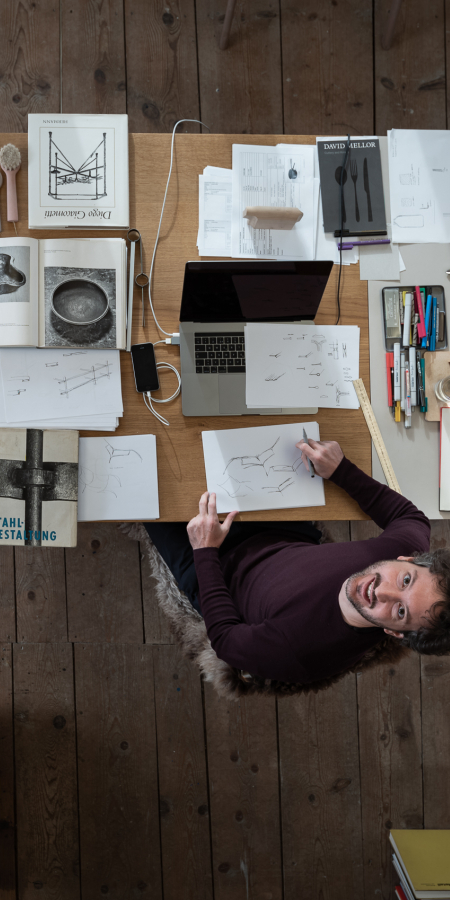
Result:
[415, 285, 427, 339]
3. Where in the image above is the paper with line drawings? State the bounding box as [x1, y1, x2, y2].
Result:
[388, 129, 450, 243]
[78, 434, 159, 521]
[245, 323, 360, 409]
[0, 348, 123, 423]
[202, 421, 325, 513]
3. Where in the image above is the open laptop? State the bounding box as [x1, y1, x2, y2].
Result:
[180, 260, 334, 416]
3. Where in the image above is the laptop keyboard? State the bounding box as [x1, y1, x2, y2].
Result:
[194, 332, 246, 374]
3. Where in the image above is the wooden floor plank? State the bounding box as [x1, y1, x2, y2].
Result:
[374, 0, 446, 133]
[196, 0, 283, 134]
[281, 0, 374, 135]
[141, 541, 175, 644]
[278, 678, 364, 900]
[358, 653, 423, 900]
[0, 645, 16, 900]
[350, 520, 382, 541]
[75, 643, 162, 899]
[15, 548, 67, 643]
[124, 0, 200, 133]
[61, 0, 127, 114]
[153, 645, 213, 899]
[66, 523, 143, 643]
[0, 548, 16, 643]
[14, 642, 80, 900]
[204, 686, 283, 900]
[0, 0, 60, 132]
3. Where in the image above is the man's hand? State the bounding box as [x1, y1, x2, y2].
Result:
[187, 492, 238, 550]
[296, 438, 344, 479]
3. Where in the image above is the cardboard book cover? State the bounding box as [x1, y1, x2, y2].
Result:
[317, 137, 387, 235]
[28, 114, 129, 229]
[0, 428, 78, 547]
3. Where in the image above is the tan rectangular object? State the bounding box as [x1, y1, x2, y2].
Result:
[424, 350, 450, 421]
[243, 205, 303, 229]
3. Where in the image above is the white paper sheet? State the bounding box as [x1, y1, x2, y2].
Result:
[388, 129, 450, 243]
[231, 143, 315, 260]
[359, 225, 400, 281]
[0, 348, 123, 423]
[245, 323, 360, 409]
[197, 174, 232, 257]
[202, 421, 325, 513]
[203, 166, 232, 177]
[78, 434, 159, 520]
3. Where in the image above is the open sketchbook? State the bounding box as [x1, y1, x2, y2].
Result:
[78, 435, 159, 521]
[202, 421, 325, 513]
[0, 237, 126, 349]
[28, 113, 129, 229]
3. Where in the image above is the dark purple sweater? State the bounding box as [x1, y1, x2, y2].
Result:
[193, 457, 430, 682]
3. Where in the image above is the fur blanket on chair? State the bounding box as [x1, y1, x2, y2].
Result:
[121, 522, 407, 700]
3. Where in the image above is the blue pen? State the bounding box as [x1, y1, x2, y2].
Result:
[422, 294, 432, 348]
[431, 296, 437, 351]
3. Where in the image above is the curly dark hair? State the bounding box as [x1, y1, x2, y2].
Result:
[399, 549, 450, 655]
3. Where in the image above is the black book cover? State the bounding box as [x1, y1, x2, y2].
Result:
[317, 138, 387, 235]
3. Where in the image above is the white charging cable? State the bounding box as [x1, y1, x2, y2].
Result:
[142, 117, 209, 426]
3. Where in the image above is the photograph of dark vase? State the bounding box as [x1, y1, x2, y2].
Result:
[51, 278, 110, 326]
[0, 253, 26, 295]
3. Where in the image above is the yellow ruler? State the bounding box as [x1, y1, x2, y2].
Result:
[352, 378, 402, 494]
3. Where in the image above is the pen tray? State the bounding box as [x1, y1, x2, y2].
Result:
[381, 285, 447, 352]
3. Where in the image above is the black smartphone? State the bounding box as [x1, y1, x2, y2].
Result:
[131, 343, 160, 393]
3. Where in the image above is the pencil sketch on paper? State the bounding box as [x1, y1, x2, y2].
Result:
[336, 386, 350, 405]
[79, 466, 121, 498]
[269, 352, 282, 358]
[57, 360, 113, 397]
[79, 439, 143, 499]
[220, 437, 303, 498]
[311, 335, 326, 352]
[265, 373, 285, 382]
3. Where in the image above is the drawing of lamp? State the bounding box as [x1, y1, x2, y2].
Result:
[0, 253, 26, 295]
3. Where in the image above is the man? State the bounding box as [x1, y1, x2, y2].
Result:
[145, 439, 450, 683]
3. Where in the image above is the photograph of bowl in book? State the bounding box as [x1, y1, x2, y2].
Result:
[0, 236, 126, 349]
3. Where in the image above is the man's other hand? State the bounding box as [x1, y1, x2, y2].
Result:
[187, 492, 238, 550]
[296, 438, 344, 479]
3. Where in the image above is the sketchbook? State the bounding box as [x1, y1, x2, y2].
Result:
[0, 237, 126, 349]
[78, 435, 159, 521]
[28, 114, 129, 229]
[202, 421, 325, 513]
[0, 427, 78, 547]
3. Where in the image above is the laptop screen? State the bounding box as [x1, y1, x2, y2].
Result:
[180, 261, 334, 323]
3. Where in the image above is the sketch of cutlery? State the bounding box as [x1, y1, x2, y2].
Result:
[363, 157, 373, 222]
[350, 159, 360, 222]
[335, 166, 347, 222]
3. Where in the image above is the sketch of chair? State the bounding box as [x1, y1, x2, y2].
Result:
[48, 131, 107, 200]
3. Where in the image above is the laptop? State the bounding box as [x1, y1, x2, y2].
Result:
[180, 260, 334, 416]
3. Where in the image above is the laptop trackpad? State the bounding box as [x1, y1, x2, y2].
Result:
[218, 375, 282, 415]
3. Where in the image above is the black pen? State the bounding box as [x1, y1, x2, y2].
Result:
[302, 428, 315, 478]
[416, 355, 425, 409]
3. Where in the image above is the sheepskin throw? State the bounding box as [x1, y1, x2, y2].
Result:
[121, 522, 407, 700]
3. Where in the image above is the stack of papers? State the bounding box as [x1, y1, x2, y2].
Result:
[0, 348, 123, 430]
[78, 434, 159, 520]
[197, 166, 232, 257]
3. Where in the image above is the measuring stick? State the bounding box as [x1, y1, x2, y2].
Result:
[352, 378, 402, 494]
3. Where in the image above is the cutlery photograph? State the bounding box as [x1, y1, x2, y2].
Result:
[350, 158, 360, 222]
[335, 165, 347, 223]
[363, 156, 373, 222]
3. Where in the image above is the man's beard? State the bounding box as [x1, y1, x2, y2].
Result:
[345, 560, 393, 629]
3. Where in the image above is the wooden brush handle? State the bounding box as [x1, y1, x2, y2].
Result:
[5, 168, 18, 221]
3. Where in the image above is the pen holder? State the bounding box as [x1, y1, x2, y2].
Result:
[243, 206, 303, 230]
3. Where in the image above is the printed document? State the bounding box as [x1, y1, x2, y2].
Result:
[245, 323, 360, 409]
[232, 144, 315, 260]
[388, 129, 450, 243]
[198, 171, 232, 257]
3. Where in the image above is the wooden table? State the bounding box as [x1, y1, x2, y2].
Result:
[6, 132, 371, 521]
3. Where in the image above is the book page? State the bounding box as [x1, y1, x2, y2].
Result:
[38, 238, 125, 348]
[0, 238, 39, 346]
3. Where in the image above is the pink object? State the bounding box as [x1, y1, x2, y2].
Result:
[415, 285, 427, 339]
[2, 166, 19, 222]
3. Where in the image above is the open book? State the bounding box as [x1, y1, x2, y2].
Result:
[28, 113, 129, 229]
[0, 237, 126, 349]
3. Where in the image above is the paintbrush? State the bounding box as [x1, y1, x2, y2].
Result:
[0, 143, 21, 234]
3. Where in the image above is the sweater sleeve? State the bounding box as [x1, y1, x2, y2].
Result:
[329, 456, 430, 551]
[193, 547, 305, 681]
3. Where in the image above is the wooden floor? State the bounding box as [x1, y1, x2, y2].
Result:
[1, 1, 450, 898]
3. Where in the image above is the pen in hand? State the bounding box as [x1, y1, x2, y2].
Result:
[302, 428, 315, 478]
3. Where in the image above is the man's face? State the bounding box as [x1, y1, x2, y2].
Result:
[338, 556, 441, 637]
